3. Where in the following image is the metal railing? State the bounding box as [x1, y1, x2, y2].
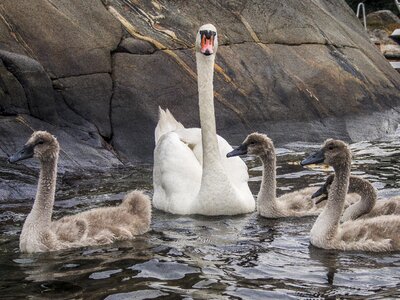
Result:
[356, 2, 367, 30]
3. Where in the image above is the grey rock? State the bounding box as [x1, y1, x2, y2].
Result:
[0, 0, 121, 78]
[111, 42, 400, 161]
[382, 44, 400, 59]
[53, 74, 113, 138]
[118, 38, 156, 54]
[0, 59, 28, 115]
[367, 10, 400, 30]
[369, 29, 394, 44]
[0, 115, 122, 172]
[0, 50, 58, 124]
[111, 51, 198, 162]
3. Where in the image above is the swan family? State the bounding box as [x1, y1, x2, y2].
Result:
[7, 24, 399, 253]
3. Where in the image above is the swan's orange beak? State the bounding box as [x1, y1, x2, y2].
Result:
[200, 30, 216, 56]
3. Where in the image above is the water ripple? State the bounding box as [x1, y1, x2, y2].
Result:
[0, 135, 399, 298]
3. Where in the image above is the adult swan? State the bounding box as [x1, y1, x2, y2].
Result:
[153, 24, 255, 215]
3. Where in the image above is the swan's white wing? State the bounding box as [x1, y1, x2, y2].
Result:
[153, 131, 202, 214]
[154, 127, 254, 215]
[177, 128, 253, 203]
[216, 136, 254, 201]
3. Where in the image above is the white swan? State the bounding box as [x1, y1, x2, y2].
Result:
[9, 131, 151, 253]
[313, 174, 400, 222]
[301, 139, 400, 252]
[153, 24, 255, 215]
[226, 133, 356, 218]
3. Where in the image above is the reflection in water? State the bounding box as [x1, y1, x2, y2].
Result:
[308, 246, 339, 285]
[0, 134, 399, 298]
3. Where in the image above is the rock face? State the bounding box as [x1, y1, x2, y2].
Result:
[367, 10, 400, 63]
[367, 10, 400, 31]
[0, 0, 399, 172]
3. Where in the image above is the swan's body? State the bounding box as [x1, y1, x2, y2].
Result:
[301, 139, 400, 252]
[10, 131, 151, 253]
[227, 133, 356, 218]
[153, 24, 255, 215]
[315, 174, 400, 222]
[266, 187, 325, 217]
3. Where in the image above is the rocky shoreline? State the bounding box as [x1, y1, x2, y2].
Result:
[0, 0, 399, 183]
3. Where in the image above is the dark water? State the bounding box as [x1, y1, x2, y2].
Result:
[0, 133, 399, 299]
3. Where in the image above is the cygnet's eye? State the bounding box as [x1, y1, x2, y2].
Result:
[249, 141, 256, 145]
[37, 140, 44, 145]
[328, 145, 334, 150]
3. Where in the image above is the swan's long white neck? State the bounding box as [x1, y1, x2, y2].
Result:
[258, 154, 279, 216]
[26, 155, 58, 228]
[196, 52, 221, 169]
[311, 160, 351, 243]
[194, 51, 239, 214]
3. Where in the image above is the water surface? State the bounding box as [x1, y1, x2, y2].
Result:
[0, 134, 399, 299]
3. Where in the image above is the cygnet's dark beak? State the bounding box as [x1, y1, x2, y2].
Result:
[226, 144, 248, 158]
[312, 185, 327, 199]
[8, 144, 34, 163]
[314, 194, 328, 205]
[312, 185, 329, 204]
[301, 149, 325, 166]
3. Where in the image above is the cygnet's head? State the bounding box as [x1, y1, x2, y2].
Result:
[226, 132, 275, 159]
[301, 139, 351, 168]
[9, 131, 59, 163]
[195, 24, 218, 56]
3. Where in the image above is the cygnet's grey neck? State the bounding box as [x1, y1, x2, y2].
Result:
[258, 152, 278, 214]
[312, 159, 351, 241]
[29, 154, 58, 227]
[342, 176, 377, 221]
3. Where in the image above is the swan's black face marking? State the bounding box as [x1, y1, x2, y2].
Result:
[200, 30, 216, 56]
[9, 144, 35, 163]
[200, 30, 216, 39]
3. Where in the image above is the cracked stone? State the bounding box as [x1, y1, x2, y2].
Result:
[53, 73, 113, 138]
[118, 37, 156, 54]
